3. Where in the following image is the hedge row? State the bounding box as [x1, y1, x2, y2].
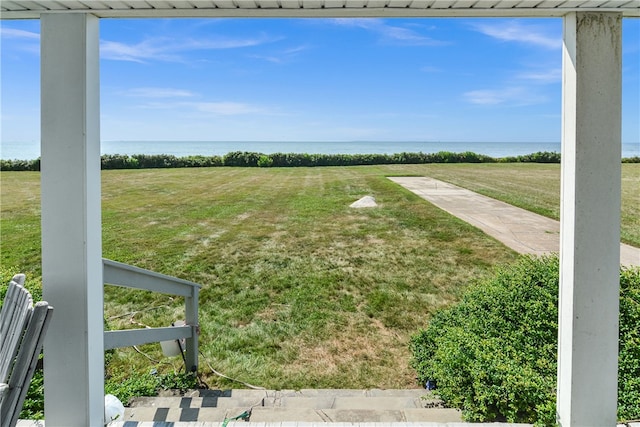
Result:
[410, 256, 640, 425]
[3, 151, 638, 172]
[0, 151, 567, 171]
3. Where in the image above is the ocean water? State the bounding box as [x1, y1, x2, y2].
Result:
[1, 140, 639, 161]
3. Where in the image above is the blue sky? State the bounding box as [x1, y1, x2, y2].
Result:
[1, 17, 639, 143]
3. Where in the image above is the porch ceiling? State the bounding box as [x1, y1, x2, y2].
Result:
[2, 0, 639, 19]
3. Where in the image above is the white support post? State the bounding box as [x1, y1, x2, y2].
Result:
[557, 12, 622, 427]
[185, 286, 199, 373]
[40, 13, 104, 427]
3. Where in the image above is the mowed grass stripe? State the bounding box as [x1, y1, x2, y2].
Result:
[1, 163, 637, 389]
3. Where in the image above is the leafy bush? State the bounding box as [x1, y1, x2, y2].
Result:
[1, 150, 571, 171]
[7, 150, 640, 170]
[0, 158, 41, 171]
[223, 151, 262, 167]
[257, 154, 274, 167]
[410, 256, 640, 425]
[105, 370, 198, 405]
[618, 267, 640, 420]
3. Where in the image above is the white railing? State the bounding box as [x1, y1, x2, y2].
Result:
[102, 258, 201, 372]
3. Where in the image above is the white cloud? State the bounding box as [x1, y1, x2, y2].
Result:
[0, 27, 39, 40]
[101, 34, 280, 63]
[472, 20, 560, 49]
[516, 68, 561, 84]
[331, 18, 446, 46]
[420, 65, 442, 73]
[0, 27, 40, 55]
[125, 88, 197, 98]
[101, 40, 163, 63]
[190, 102, 267, 115]
[132, 100, 272, 116]
[251, 44, 310, 64]
[464, 86, 547, 106]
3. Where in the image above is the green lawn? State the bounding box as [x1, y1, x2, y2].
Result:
[1, 163, 638, 389]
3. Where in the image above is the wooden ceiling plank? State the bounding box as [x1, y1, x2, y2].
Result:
[386, 0, 413, 7]
[99, 1, 134, 8]
[324, 0, 349, 8]
[366, 0, 391, 7]
[211, 1, 237, 8]
[121, 0, 154, 9]
[11, 0, 47, 10]
[346, 0, 368, 8]
[452, 0, 479, 8]
[1, 0, 30, 10]
[577, 1, 609, 6]
[58, 0, 89, 9]
[234, 0, 259, 8]
[278, 0, 302, 8]
[514, 0, 545, 7]
[535, 0, 566, 7]
[302, 0, 324, 8]
[426, 1, 457, 9]
[557, 0, 590, 6]
[493, 0, 522, 8]
[257, 0, 282, 8]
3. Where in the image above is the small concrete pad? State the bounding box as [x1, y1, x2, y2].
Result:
[350, 196, 377, 208]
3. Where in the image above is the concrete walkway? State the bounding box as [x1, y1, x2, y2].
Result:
[388, 177, 639, 267]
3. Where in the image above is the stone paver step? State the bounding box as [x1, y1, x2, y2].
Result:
[123, 389, 463, 424]
[123, 407, 464, 423]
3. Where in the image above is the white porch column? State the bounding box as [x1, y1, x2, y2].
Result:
[41, 13, 104, 427]
[557, 12, 622, 427]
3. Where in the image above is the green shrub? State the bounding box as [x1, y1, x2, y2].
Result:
[257, 154, 274, 167]
[410, 256, 640, 425]
[0, 158, 41, 171]
[101, 154, 140, 169]
[223, 151, 262, 167]
[1, 151, 569, 170]
[104, 370, 198, 405]
[618, 268, 640, 420]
